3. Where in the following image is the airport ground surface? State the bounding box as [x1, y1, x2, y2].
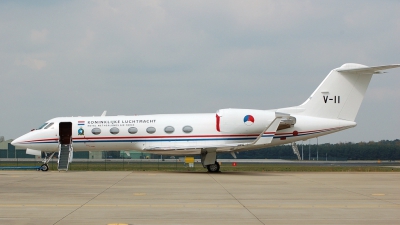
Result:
[1, 171, 400, 225]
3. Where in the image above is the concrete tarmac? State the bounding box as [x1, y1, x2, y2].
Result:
[0, 171, 399, 225]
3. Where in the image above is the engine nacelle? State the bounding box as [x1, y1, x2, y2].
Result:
[216, 108, 276, 134]
[26, 148, 42, 156]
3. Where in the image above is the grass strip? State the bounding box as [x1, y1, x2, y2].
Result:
[1, 162, 399, 172]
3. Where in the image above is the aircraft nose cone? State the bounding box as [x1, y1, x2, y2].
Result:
[11, 137, 24, 148]
[11, 139, 19, 146]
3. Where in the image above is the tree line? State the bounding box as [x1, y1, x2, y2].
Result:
[218, 139, 400, 160]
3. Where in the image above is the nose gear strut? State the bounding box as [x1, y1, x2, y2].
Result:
[40, 152, 56, 171]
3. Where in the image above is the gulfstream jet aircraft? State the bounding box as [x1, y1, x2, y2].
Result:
[12, 63, 400, 172]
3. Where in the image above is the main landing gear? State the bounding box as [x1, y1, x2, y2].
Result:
[206, 161, 220, 173]
[40, 152, 55, 172]
[201, 149, 221, 173]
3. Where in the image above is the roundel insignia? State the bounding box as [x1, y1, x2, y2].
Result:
[243, 115, 255, 126]
[78, 127, 84, 135]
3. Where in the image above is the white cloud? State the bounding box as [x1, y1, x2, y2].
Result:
[77, 30, 96, 51]
[15, 58, 47, 70]
[30, 29, 49, 43]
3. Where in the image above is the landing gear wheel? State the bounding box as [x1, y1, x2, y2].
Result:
[40, 164, 49, 172]
[207, 161, 220, 173]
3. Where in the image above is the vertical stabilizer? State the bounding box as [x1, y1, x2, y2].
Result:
[298, 63, 400, 121]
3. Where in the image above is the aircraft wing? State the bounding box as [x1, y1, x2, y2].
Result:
[143, 112, 288, 153]
[143, 143, 246, 152]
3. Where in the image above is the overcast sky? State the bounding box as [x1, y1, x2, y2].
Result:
[1, 0, 399, 144]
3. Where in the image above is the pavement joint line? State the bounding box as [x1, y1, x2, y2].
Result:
[133, 193, 146, 196]
[118, 204, 151, 207]
[84, 204, 117, 207]
[53, 171, 133, 225]
[208, 173, 265, 225]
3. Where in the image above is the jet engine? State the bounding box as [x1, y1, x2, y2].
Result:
[216, 108, 276, 134]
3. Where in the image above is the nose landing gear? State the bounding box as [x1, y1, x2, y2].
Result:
[40, 164, 49, 171]
[40, 152, 55, 172]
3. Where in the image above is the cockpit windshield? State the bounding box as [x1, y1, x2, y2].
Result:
[37, 123, 48, 130]
[44, 122, 54, 129]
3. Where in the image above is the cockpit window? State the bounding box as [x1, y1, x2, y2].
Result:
[44, 122, 54, 129]
[37, 123, 48, 130]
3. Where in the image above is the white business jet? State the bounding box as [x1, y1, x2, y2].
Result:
[12, 63, 399, 172]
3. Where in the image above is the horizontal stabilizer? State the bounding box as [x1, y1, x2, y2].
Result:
[337, 64, 400, 74]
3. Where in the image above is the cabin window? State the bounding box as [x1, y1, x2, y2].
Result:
[37, 123, 48, 130]
[164, 126, 175, 134]
[92, 128, 101, 135]
[44, 122, 54, 129]
[182, 125, 193, 133]
[146, 127, 156, 134]
[110, 127, 119, 135]
[128, 127, 138, 134]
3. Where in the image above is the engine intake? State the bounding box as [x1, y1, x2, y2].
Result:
[278, 116, 296, 130]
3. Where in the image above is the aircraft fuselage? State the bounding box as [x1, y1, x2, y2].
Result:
[12, 111, 355, 155]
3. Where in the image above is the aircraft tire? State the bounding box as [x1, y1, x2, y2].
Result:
[207, 162, 220, 173]
[41, 164, 49, 172]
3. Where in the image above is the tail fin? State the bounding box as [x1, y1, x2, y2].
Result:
[299, 63, 400, 121]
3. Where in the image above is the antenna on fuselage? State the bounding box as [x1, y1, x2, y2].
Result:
[101, 111, 107, 117]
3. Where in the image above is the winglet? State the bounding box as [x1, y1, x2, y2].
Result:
[252, 112, 289, 145]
